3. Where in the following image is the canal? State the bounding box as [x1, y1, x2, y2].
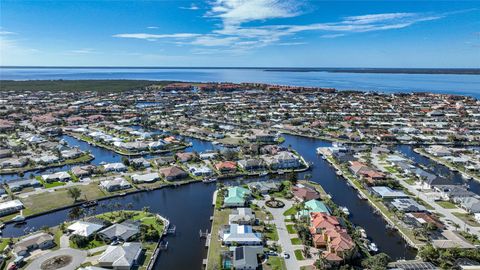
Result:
[1, 133, 417, 270]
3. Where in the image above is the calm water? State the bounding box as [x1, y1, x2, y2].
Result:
[1, 133, 418, 267]
[1, 68, 479, 98]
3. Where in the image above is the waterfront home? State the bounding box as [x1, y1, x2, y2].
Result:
[0, 157, 28, 168]
[297, 199, 331, 218]
[224, 187, 251, 208]
[0, 149, 12, 158]
[220, 224, 263, 246]
[159, 166, 188, 181]
[153, 156, 175, 166]
[176, 152, 197, 163]
[405, 212, 445, 230]
[8, 179, 42, 192]
[60, 148, 83, 159]
[147, 140, 166, 150]
[247, 181, 280, 195]
[292, 185, 320, 201]
[370, 186, 409, 199]
[129, 157, 151, 168]
[98, 220, 140, 243]
[238, 158, 265, 171]
[98, 242, 143, 270]
[427, 145, 452, 157]
[390, 198, 427, 212]
[309, 212, 355, 262]
[188, 164, 213, 176]
[433, 185, 476, 201]
[42, 171, 71, 182]
[71, 165, 96, 178]
[13, 232, 55, 256]
[228, 208, 256, 225]
[68, 221, 104, 237]
[34, 154, 60, 164]
[100, 178, 132, 192]
[103, 162, 128, 172]
[131, 172, 159, 183]
[264, 151, 301, 170]
[249, 129, 277, 143]
[454, 197, 480, 213]
[231, 246, 263, 270]
[0, 199, 24, 217]
[215, 161, 237, 173]
[199, 152, 218, 160]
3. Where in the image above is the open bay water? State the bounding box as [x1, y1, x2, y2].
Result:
[1, 67, 479, 98]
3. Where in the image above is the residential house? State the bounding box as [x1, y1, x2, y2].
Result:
[98, 220, 140, 243]
[297, 199, 331, 218]
[370, 186, 409, 199]
[13, 232, 55, 256]
[229, 208, 256, 225]
[103, 163, 128, 172]
[100, 178, 132, 192]
[454, 197, 480, 213]
[131, 173, 160, 183]
[220, 224, 263, 246]
[238, 159, 265, 171]
[224, 187, 251, 208]
[188, 164, 213, 176]
[232, 246, 263, 270]
[8, 179, 42, 192]
[68, 221, 104, 238]
[292, 186, 320, 201]
[42, 171, 71, 182]
[0, 199, 24, 217]
[98, 242, 143, 270]
[390, 198, 427, 212]
[215, 161, 237, 173]
[247, 181, 280, 195]
[159, 166, 188, 181]
[176, 152, 196, 163]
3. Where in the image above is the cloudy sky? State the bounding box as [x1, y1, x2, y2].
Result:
[0, 0, 479, 67]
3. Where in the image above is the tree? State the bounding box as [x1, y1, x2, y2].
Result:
[68, 206, 84, 220]
[315, 257, 331, 270]
[361, 253, 390, 270]
[68, 186, 82, 202]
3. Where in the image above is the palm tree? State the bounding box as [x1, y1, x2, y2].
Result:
[67, 187, 82, 202]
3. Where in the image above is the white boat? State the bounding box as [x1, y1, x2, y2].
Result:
[203, 177, 217, 183]
[11, 215, 25, 223]
[340, 207, 350, 216]
[358, 228, 367, 238]
[336, 170, 343, 176]
[316, 147, 323, 154]
[212, 141, 220, 145]
[368, 242, 378, 253]
[259, 172, 268, 177]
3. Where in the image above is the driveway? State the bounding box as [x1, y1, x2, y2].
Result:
[256, 198, 315, 270]
[26, 248, 87, 270]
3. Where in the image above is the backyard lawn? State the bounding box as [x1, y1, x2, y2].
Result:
[21, 183, 106, 216]
[206, 208, 231, 270]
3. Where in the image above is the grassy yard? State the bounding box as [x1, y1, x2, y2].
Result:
[283, 206, 297, 216]
[206, 208, 231, 270]
[70, 238, 105, 250]
[294, 249, 305, 260]
[21, 183, 106, 216]
[290, 238, 302, 245]
[264, 256, 287, 270]
[437, 200, 458, 209]
[286, 224, 297, 234]
[452, 212, 480, 227]
[264, 224, 279, 241]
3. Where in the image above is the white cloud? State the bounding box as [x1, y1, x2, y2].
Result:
[180, 3, 200, 10]
[147, 26, 159, 29]
[113, 2, 456, 53]
[113, 33, 201, 41]
[66, 48, 99, 55]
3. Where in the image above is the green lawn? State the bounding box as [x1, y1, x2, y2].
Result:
[44, 181, 66, 188]
[290, 238, 302, 245]
[283, 206, 297, 216]
[206, 208, 231, 270]
[21, 183, 106, 216]
[294, 249, 305, 260]
[436, 201, 457, 209]
[264, 257, 287, 270]
[70, 238, 105, 250]
[452, 212, 480, 227]
[264, 224, 279, 241]
[286, 224, 297, 234]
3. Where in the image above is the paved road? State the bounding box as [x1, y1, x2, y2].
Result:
[372, 156, 480, 235]
[256, 198, 315, 270]
[26, 248, 87, 270]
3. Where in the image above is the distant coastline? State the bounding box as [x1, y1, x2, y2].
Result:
[1, 66, 479, 75]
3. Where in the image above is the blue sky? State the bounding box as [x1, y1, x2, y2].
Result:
[0, 0, 479, 67]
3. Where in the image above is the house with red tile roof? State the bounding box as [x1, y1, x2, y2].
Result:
[159, 166, 188, 181]
[309, 212, 355, 262]
[215, 161, 237, 172]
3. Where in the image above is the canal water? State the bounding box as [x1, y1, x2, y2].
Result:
[1, 133, 417, 270]
[395, 145, 480, 195]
